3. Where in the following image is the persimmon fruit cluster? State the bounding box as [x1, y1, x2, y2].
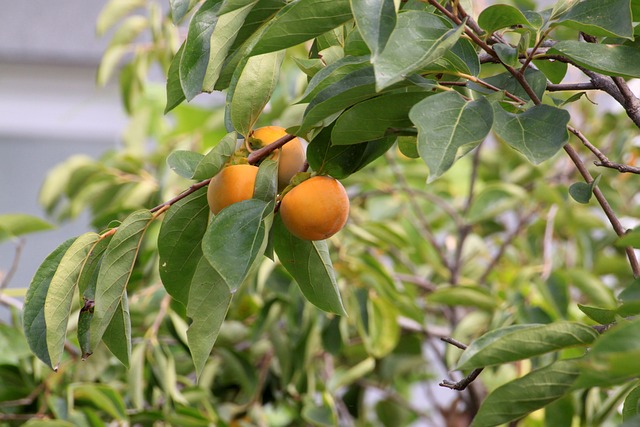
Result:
[248, 126, 306, 191]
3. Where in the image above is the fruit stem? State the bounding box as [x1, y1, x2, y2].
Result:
[247, 133, 296, 164]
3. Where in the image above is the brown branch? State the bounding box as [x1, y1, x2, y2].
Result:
[546, 82, 598, 92]
[0, 238, 24, 291]
[439, 337, 484, 391]
[569, 126, 640, 174]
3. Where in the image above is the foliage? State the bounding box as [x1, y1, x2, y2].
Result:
[4, 0, 640, 425]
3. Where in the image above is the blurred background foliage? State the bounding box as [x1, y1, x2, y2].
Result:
[2, 0, 640, 426]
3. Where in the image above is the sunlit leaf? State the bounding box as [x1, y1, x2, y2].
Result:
[549, 41, 640, 79]
[556, 0, 633, 39]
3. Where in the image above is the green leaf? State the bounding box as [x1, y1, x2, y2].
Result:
[202, 199, 271, 291]
[469, 68, 547, 103]
[578, 304, 617, 324]
[493, 103, 570, 165]
[23, 238, 76, 369]
[186, 257, 232, 379]
[493, 43, 518, 67]
[192, 132, 238, 180]
[373, 11, 465, 90]
[219, 0, 259, 14]
[456, 322, 598, 370]
[331, 90, 430, 145]
[180, 0, 223, 101]
[617, 227, 640, 248]
[165, 43, 186, 113]
[533, 59, 568, 84]
[72, 383, 128, 420]
[410, 91, 493, 182]
[229, 50, 285, 136]
[350, 0, 396, 59]
[556, 0, 633, 39]
[428, 286, 497, 311]
[158, 188, 210, 307]
[250, 0, 352, 55]
[44, 232, 100, 369]
[549, 41, 640, 79]
[90, 210, 153, 350]
[299, 66, 379, 134]
[203, 2, 255, 91]
[307, 124, 395, 178]
[298, 55, 371, 104]
[472, 359, 580, 427]
[102, 295, 132, 367]
[302, 393, 338, 427]
[167, 150, 205, 179]
[574, 318, 640, 389]
[569, 175, 601, 204]
[170, 0, 199, 23]
[477, 4, 541, 33]
[96, 45, 129, 86]
[366, 294, 400, 358]
[253, 159, 279, 202]
[0, 214, 55, 243]
[273, 216, 346, 315]
[96, 0, 146, 36]
[466, 183, 527, 223]
[623, 384, 640, 421]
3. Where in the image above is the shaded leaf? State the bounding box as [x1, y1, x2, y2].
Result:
[331, 90, 430, 145]
[250, 0, 352, 55]
[253, 158, 279, 202]
[373, 11, 465, 90]
[202, 199, 271, 291]
[623, 384, 640, 421]
[549, 41, 640, 78]
[351, 0, 396, 59]
[366, 293, 400, 358]
[23, 238, 76, 368]
[72, 383, 128, 420]
[44, 232, 100, 369]
[493, 103, 570, 164]
[273, 216, 346, 315]
[180, 0, 223, 101]
[468, 68, 547, 103]
[90, 210, 153, 350]
[472, 359, 580, 427]
[158, 188, 210, 307]
[186, 257, 233, 379]
[102, 295, 132, 367]
[299, 56, 371, 104]
[410, 91, 492, 182]
[456, 322, 597, 370]
[165, 43, 186, 113]
[477, 4, 542, 33]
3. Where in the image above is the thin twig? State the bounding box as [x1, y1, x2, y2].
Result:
[439, 337, 484, 391]
[0, 238, 25, 291]
[569, 126, 640, 174]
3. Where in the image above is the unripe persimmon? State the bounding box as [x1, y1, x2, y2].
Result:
[248, 126, 305, 191]
[279, 176, 349, 240]
[207, 164, 259, 215]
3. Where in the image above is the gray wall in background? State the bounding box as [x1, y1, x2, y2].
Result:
[0, 2, 128, 316]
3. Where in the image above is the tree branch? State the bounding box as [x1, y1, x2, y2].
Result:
[439, 337, 484, 391]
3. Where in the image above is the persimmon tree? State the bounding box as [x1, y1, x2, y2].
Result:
[10, 0, 640, 425]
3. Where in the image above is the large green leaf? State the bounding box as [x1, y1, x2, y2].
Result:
[186, 257, 232, 379]
[556, 0, 633, 39]
[180, 0, 223, 101]
[307, 124, 395, 178]
[350, 0, 396, 59]
[468, 68, 547, 103]
[203, 2, 255, 91]
[373, 11, 465, 90]
[273, 216, 346, 315]
[250, 0, 352, 55]
[229, 50, 285, 136]
[0, 214, 54, 243]
[298, 66, 378, 134]
[493, 103, 570, 165]
[202, 199, 271, 291]
[192, 132, 238, 180]
[90, 210, 153, 350]
[574, 318, 640, 389]
[549, 41, 640, 78]
[23, 238, 76, 369]
[44, 232, 100, 369]
[456, 322, 597, 370]
[158, 188, 210, 307]
[331, 90, 430, 145]
[472, 359, 581, 427]
[410, 91, 492, 182]
[298, 55, 371, 104]
[477, 4, 542, 33]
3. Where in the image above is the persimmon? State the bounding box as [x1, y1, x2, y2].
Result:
[207, 164, 259, 215]
[279, 176, 349, 240]
[248, 126, 305, 191]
